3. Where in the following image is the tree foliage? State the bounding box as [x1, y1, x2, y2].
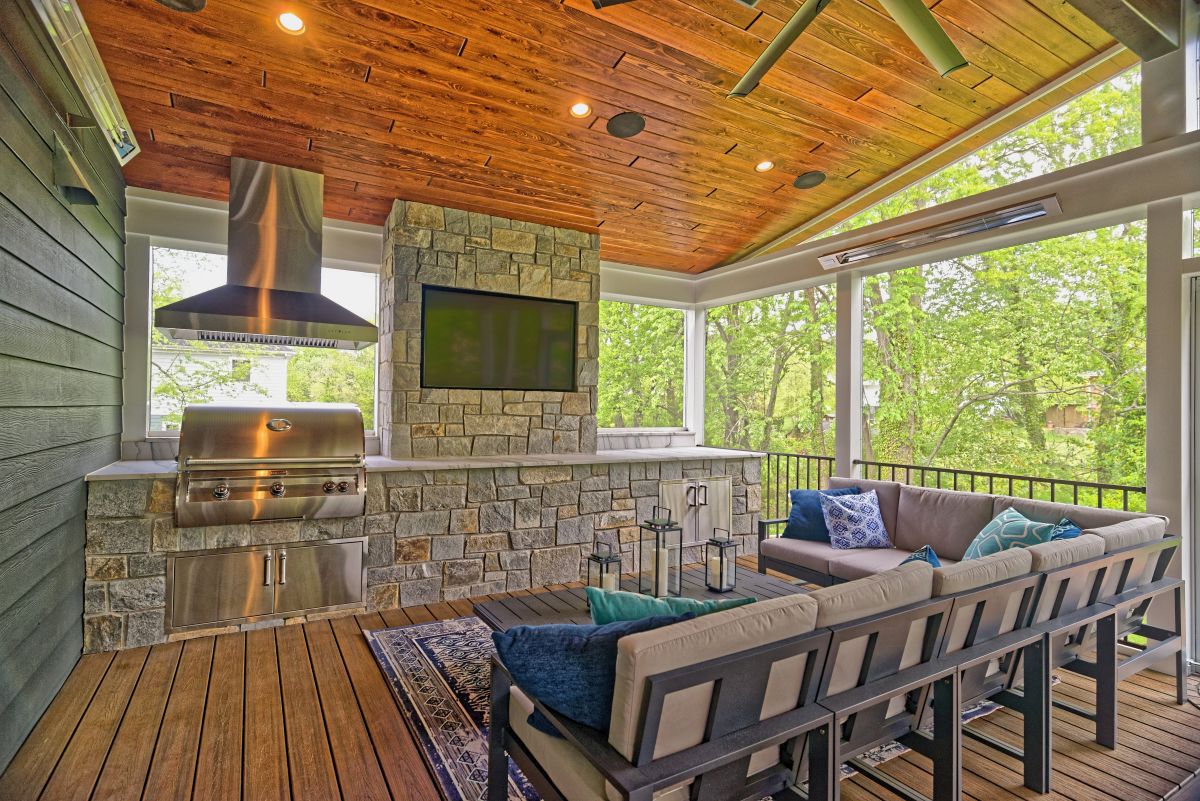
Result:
[597, 301, 684, 427]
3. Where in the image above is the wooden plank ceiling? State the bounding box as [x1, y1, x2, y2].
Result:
[78, 0, 1122, 272]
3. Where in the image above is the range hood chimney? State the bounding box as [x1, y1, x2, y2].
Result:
[154, 158, 378, 350]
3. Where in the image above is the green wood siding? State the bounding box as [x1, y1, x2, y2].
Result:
[0, 3, 125, 773]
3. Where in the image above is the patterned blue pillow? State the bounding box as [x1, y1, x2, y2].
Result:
[900, 545, 941, 567]
[1050, 517, 1082, 540]
[819, 490, 892, 550]
[963, 508, 1056, 559]
[783, 486, 861, 541]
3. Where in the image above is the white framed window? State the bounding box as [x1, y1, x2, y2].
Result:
[142, 245, 379, 436]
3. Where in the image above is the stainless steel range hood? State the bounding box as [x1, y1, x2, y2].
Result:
[154, 158, 378, 350]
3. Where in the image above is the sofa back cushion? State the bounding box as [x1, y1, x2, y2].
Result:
[1084, 517, 1166, 552]
[894, 485, 997, 560]
[828, 476, 901, 537]
[932, 548, 1032, 596]
[1026, 533, 1105, 572]
[608, 593, 819, 764]
[809, 560, 934, 628]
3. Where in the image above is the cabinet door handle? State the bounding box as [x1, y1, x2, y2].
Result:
[698, 483, 709, 506]
[279, 551, 287, 585]
[264, 553, 273, 586]
[686, 485, 697, 507]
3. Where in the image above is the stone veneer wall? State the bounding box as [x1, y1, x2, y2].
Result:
[82, 457, 761, 653]
[378, 200, 601, 459]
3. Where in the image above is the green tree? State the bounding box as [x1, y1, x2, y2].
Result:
[287, 347, 377, 429]
[597, 301, 684, 428]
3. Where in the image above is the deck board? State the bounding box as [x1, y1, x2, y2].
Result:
[1, 579, 1198, 801]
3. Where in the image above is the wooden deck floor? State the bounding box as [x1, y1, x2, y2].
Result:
[1, 566, 1198, 801]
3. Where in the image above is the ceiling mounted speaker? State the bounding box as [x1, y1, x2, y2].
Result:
[794, 171, 827, 189]
[156, 0, 206, 11]
[607, 112, 646, 138]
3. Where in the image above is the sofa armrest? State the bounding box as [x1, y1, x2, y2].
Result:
[758, 517, 788, 542]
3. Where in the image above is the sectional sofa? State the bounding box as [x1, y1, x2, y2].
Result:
[758, 476, 1168, 585]
[487, 477, 1183, 801]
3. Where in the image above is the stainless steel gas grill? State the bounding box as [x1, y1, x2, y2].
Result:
[174, 402, 367, 527]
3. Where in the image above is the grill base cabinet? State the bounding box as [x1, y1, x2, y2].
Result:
[166, 537, 367, 632]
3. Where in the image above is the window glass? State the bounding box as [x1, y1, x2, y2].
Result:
[148, 247, 378, 431]
[704, 286, 836, 454]
[817, 67, 1141, 240]
[597, 301, 684, 428]
[861, 222, 1146, 501]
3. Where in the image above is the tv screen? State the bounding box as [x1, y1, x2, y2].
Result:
[421, 286, 577, 391]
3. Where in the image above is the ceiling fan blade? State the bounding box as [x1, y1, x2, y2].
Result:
[729, 0, 831, 98]
[877, 0, 968, 77]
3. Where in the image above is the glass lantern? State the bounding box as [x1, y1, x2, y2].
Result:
[638, 505, 683, 598]
[587, 541, 623, 598]
[705, 528, 738, 592]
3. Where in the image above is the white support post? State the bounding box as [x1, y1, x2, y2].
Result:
[683, 307, 707, 444]
[121, 233, 152, 451]
[835, 271, 863, 477]
[1141, 1, 1198, 664]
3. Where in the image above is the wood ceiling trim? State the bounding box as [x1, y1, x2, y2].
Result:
[82, 0, 1120, 272]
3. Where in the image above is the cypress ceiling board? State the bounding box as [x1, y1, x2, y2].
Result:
[79, 0, 1118, 272]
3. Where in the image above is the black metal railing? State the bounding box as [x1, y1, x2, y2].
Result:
[854, 459, 1147, 512]
[760, 452, 836, 520]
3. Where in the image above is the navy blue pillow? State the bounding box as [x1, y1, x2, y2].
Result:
[783, 487, 861, 541]
[1050, 517, 1082, 540]
[492, 612, 696, 738]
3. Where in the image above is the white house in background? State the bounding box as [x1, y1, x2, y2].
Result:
[149, 345, 295, 430]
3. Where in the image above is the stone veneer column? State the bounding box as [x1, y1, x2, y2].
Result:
[377, 201, 600, 458]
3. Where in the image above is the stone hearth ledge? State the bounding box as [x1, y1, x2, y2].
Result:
[84, 446, 763, 481]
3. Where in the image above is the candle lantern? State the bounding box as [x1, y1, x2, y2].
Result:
[587, 541, 623, 599]
[705, 528, 738, 592]
[638, 506, 683, 598]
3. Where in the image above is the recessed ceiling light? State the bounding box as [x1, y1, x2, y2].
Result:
[755, 160, 775, 172]
[794, 170, 827, 189]
[569, 102, 592, 118]
[277, 12, 305, 34]
[606, 111, 645, 138]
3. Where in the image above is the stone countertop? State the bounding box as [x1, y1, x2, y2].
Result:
[84, 447, 764, 481]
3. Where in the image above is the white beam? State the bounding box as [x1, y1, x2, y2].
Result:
[121, 233, 151, 445]
[683, 308, 707, 443]
[600, 260, 697, 307]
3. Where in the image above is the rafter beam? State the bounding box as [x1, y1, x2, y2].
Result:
[1064, 0, 1181, 61]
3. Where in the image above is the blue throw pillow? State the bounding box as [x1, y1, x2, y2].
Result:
[1050, 517, 1082, 540]
[963, 508, 1056, 559]
[901, 545, 941, 567]
[492, 612, 696, 738]
[783, 486, 861, 541]
[820, 489, 892, 549]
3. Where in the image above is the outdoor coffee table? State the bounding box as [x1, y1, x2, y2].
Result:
[473, 565, 805, 632]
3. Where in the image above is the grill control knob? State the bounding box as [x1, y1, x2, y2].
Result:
[337, 481, 351, 494]
[322, 481, 337, 494]
[270, 482, 286, 498]
[212, 485, 230, 500]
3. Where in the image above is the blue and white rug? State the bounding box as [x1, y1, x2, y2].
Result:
[366, 617, 1009, 801]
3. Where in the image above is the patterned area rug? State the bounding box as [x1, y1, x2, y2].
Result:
[366, 617, 1007, 801]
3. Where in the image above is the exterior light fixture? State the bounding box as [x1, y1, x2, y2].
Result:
[277, 12, 305, 34]
[755, 160, 775, 172]
[570, 102, 592, 118]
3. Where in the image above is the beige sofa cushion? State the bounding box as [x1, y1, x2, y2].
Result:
[608, 593, 819, 765]
[828, 476, 901, 537]
[932, 548, 1031, 596]
[992, 496, 1162, 531]
[828, 548, 958, 582]
[894, 485, 996, 560]
[1026, 533, 1105, 571]
[808, 561, 934, 628]
[1083, 518, 1166, 552]
[760, 537, 845, 574]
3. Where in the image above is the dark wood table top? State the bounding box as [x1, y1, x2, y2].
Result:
[473, 566, 805, 632]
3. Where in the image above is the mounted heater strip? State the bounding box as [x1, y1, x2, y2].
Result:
[817, 196, 1063, 270]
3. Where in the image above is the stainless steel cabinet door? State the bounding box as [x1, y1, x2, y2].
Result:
[170, 548, 274, 629]
[273, 540, 365, 615]
[695, 476, 732, 541]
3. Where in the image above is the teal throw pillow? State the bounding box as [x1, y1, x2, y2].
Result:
[963, 508, 1056, 560]
[900, 545, 941, 567]
[586, 587, 756, 625]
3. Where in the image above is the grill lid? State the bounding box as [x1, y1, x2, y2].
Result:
[177, 402, 365, 469]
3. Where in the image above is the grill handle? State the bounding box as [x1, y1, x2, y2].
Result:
[183, 456, 365, 469]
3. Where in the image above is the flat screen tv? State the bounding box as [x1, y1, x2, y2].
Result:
[420, 286, 577, 391]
